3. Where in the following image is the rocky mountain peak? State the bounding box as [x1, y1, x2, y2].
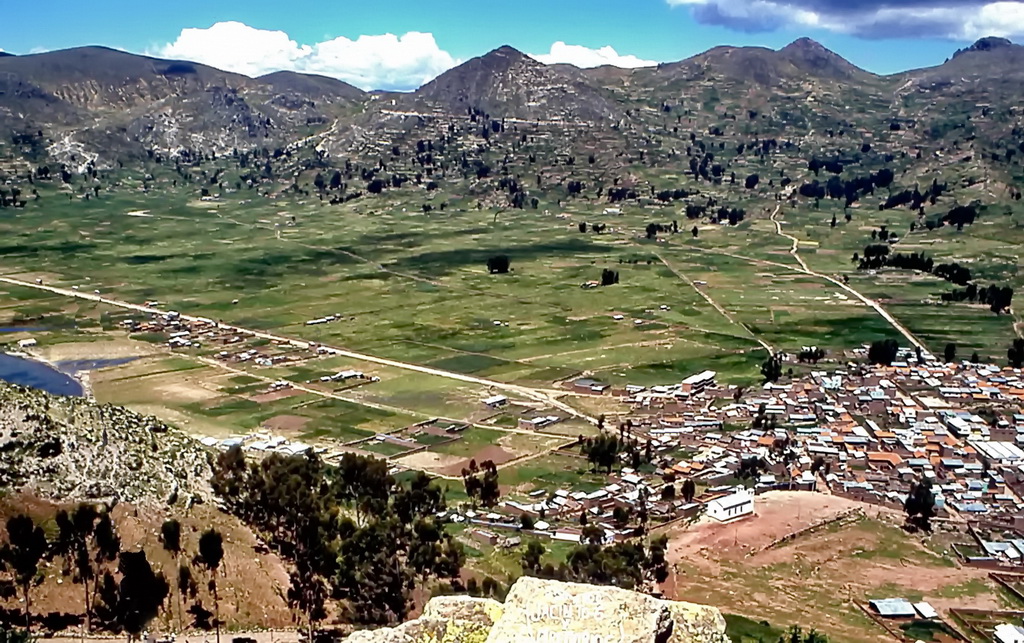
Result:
[779, 36, 866, 79]
[782, 37, 828, 53]
[953, 36, 1015, 58]
[411, 42, 621, 121]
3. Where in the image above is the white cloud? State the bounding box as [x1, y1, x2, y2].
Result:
[529, 42, 657, 68]
[156, 21, 458, 91]
[666, 0, 1024, 39]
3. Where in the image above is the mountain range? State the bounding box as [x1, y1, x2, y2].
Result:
[0, 36, 1021, 168]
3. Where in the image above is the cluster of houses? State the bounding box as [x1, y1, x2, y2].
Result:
[445, 468, 755, 546]
[201, 432, 317, 458]
[449, 350, 1024, 548]
[119, 312, 386, 391]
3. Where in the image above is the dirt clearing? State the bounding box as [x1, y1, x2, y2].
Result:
[262, 414, 310, 432]
[662, 492, 997, 642]
[395, 450, 466, 473]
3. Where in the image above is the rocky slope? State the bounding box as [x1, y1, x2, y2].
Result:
[1, 37, 1021, 171]
[348, 576, 729, 643]
[409, 45, 622, 122]
[0, 381, 213, 506]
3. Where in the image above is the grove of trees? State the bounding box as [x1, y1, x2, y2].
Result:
[211, 449, 464, 630]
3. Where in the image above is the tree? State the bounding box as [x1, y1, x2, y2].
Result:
[478, 460, 501, 507]
[177, 563, 197, 616]
[52, 504, 120, 635]
[612, 506, 631, 527]
[660, 484, 676, 501]
[212, 448, 463, 629]
[971, 351, 981, 364]
[195, 530, 224, 643]
[160, 519, 184, 632]
[681, 479, 697, 503]
[1, 515, 48, 631]
[944, 343, 957, 363]
[780, 625, 829, 643]
[691, 226, 699, 238]
[761, 355, 783, 383]
[521, 540, 546, 574]
[1010, 339, 1024, 368]
[486, 255, 511, 274]
[582, 434, 621, 473]
[904, 478, 936, 532]
[288, 558, 328, 643]
[0, 627, 31, 643]
[868, 339, 900, 366]
[113, 551, 170, 642]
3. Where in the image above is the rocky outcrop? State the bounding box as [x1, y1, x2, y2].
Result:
[348, 577, 729, 643]
[0, 381, 213, 506]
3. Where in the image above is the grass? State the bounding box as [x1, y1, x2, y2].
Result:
[899, 620, 958, 642]
[725, 614, 784, 643]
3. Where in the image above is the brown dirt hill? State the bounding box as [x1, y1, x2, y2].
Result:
[0, 492, 294, 634]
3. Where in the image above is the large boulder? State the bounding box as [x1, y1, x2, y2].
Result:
[346, 595, 500, 643]
[345, 578, 729, 643]
[486, 576, 672, 643]
[661, 600, 730, 643]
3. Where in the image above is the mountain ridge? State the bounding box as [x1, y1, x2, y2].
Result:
[0, 36, 1020, 167]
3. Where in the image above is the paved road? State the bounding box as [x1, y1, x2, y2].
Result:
[0, 276, 596, 423]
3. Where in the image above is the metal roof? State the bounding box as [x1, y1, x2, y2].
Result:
[869, 598, 916, 618]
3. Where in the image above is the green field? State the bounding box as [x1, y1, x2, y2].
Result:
[0, 77, 1021, 466]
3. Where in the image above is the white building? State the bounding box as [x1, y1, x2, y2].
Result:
[995, 623, 1024, 643]
[483, 395, 508, 408]
[705, 488, 754, 522]
[681, 370, 717, 395]
[17, 338, 37, 348]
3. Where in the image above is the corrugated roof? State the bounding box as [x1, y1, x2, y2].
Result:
[870, 598, 916, 618]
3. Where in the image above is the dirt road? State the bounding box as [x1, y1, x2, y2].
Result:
[0, 276, 595, 424]
[656, 252, 774, 355]
[768, 206, 929, 351]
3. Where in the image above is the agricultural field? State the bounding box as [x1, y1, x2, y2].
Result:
[3, 144, 1019, 394]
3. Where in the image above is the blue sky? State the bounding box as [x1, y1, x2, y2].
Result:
[3, 0, 1020, 90]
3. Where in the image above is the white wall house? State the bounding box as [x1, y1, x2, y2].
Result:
[705, 488, 754, 522]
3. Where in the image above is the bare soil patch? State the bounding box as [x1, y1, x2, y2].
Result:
[666, 491, 868, 560]
[438, 445, 516, 476]
[250, 388, 304, 403]
[38, 338, 161, 362]
[395, 450, 466, 473]
[0, 492, 294, 634]
[661, 492, 996, 643]
[262, 414, 310, 432]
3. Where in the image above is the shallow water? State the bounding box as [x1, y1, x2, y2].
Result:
[57, 357, 138, 372]
[0, 353, 83, 396]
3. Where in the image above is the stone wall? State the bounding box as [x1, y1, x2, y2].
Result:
[348, 576, 730, 643]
